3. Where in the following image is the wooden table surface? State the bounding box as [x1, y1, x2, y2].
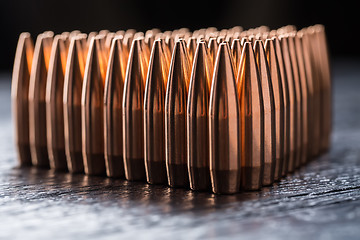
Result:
[0, 59, 359, 240]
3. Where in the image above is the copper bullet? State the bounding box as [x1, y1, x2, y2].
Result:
[187, 37, 197, 66]
[104, 36, 128, 178]
[273, 37, 290, 176]
[288, 34, 303, 169]
[295, 33, 309, 165]
[231, 38, 242, 74]
[122, 38, 149, 181]
[264, 38, 285, 181]
[279, 35, 297, 173]
[208, 38, 218, 64]
[28, 32, 54, 167]
[11, 33, 34, 166]
[299, 30, 315, 160]
[165, 40, 191, 187]
[187, 41, 212, 191]
[254, 40, 276, 186]
[45, 35, 70, 171]
[81, 36, 108, 175]
[209, 42, 241, 194]
[63, 35, 87, 173]
[143, 39, 169, 184]
[237, 42, 264, 190]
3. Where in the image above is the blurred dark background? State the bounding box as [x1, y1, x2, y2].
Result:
[0, 0, 358, 73]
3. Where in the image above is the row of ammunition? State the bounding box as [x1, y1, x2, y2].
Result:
[11, 25, 331, 194]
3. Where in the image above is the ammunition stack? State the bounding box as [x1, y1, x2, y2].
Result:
[11, 25, 331, 194]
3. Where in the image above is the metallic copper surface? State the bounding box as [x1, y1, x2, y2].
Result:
[208, 38, 219, 65]
[63, 35, 87, 173]
[264, 38, 285, 181]
[254, 40, 276, 186]
[11, 33, 34, 166]
[187, 37, 197, 66]
[81, 36, 108, 176]
[28, 32, 54, 167]
[143, 39, 169, 184]
[165, 40, 190, 188]
[104, 36, 127, 178]
[288, 34, 303, 169]
[209, 43, 241, 194]
[187, 41, 212, 191]
[279, 35, 297, 173]
[231, 38, 242, 75]
[122, 38, 149, 181]
[45, 35, 70, 171]
[274, 37, 290, 177]
[295, 33, 309, 165]
[237, 42, 264, 190]
[299, 30, 315, 160]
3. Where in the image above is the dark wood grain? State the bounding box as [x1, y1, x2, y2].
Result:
[0, 60, 360, 239]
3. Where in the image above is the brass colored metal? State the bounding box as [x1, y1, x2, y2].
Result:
[63, 36, 87, 173]
[264, 38, 285, 181]
[165, 40, 191, 187]
[122, 38, 149, 181]
[45, 35, 70, 171]
[104, 36, 127, 178]
[231, 39, 242, 75]
[279, 35, 297, 173]
[208, 38, 218, 65]
[187, 41, 212, 191]
[237, 42, 264, 190]
[288, 34, 303, 169]
[273, 37, 290, 177]
[11, 33, 34, 166]
[295, 33, 309, 165]
[299, 30, 315, 160]
[81, 36, 108, 176]
[143, 39, 169, 184]
[187, 37, 197, 66]
[28, 33, 54, 168]
[209, 42, 241, 194]
[254, 40, 276, 186]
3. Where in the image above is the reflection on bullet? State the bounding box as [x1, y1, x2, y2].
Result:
[63, 35, 87, 173]
[187, 41, 212, 191]
[122, 38, 149, 181]
[165, 40, 190, 187]
[29, 32, 54, 167]
[288, 34, 303, 169]
[209, 43, 241, 194]
[237, 42, 264, 190]
[279, 35, 297, 173]
[81, 36, 108, 175]
[144, 40, 169, 184]
[187, 37, 197, 66]
[12, 33, 34, 166]
[104, 37, 127, 178]
[208, 38, 218, 65]
[254, 40, 276, 186]
[46, 35, 70, 171]
[231, 39, 242, 74]
[264, 38, 285, 181]
[295, 33, 309, 165]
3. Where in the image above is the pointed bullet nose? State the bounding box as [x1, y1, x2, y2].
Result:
[237, 41, 264, 191]
[209, 43, 241, 194]
[165, 39, 191, 188]
[143, 39, 169, 185]
[187, 41, 212, 191]
[63, 35, 87, 174]
[208, 38, 219, 65]
[231, 38, 242, 74]
[81, 35, 108, 176]
[12, 33, 34, 166]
